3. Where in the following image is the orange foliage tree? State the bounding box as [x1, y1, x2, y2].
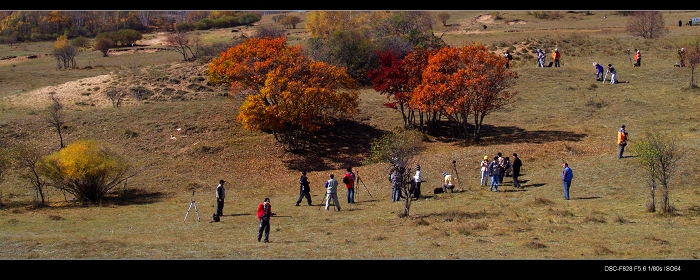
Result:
[411, 43, 518, 142]
[208, 37, 360, 151]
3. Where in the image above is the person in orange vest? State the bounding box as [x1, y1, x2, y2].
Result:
[552, 48, 561, 67]
[617, 125, 628, 159]
[634, 49, 642, 67]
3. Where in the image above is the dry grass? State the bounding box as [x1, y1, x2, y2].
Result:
[1, 11, 700, 259]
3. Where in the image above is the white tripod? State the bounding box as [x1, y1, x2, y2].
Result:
[184, 190, 200, 222]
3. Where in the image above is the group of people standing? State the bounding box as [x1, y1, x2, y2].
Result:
[481, 153, 523, 192]
[594, 62, 618, 84]
[533, 48, 560, 67]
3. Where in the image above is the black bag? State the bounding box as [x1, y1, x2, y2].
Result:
[434, 187, 444, 194]
[342, 175, 350, 184]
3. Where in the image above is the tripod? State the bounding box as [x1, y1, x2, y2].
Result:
[355, 171, 373, 201]
[451, 160, 464, 191]
[184, 190, 200, 222]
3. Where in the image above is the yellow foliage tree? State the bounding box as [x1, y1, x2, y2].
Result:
[38, 139, 137, 204]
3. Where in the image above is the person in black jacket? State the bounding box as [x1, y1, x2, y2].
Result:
[511, 153, 523, 189]
[295, 171, 312, 206]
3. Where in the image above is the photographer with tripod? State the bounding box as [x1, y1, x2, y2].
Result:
[295, 171, 312, 206]
[343, 167, 356, 204]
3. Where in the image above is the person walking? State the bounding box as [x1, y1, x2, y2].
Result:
[552, 48, 561, 67]
[256, 197, 275, 243]
[324, 174, 341, 211]
[606, 64, 618, 84]
[634, 49, 642, 67]
[487, 156, 501, 192]
[480, 156, 489, 186]
[562, 163, 573, 200]
[343, 167, 355, 204]
[295, 171, 312, 206]
[594, 62, 604, 81]
[617, 125, 628, 159]
[215, 179, 225, 219]
[441, 172, 455, 193]
[511, 153, 523, 189]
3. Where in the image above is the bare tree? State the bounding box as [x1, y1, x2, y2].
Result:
[254, 25, 287, 39]
[13, 144, 50, 206]
[46, 92, 66, 149]
[165, 32, 199, 61]
[105, 87, 126, 107]
[687, 39, 700, 88]
[53, 45, 77, 69]
[626, 11, 668, 39]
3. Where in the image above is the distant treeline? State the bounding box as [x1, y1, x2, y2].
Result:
[0, 11, 263, 43]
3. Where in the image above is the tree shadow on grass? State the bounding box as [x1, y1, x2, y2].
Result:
[429, 122, 587, 146]
[283, 119, 386, 172]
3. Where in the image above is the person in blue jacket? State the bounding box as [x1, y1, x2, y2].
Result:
[562, 163, 574, 200]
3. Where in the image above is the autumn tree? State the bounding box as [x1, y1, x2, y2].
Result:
[37, 139, 137, 204]
[437, 12, 451, 26]
[367, 49, 411, 128]
[626, 11, 667, 39]
[208, 37, 360, 152]
[411, 44, 518, 142]
[208, 37, 303, 94]
[280, 15, 302, 29]
[46, 92, 66, 149]
[364, 128, 424, 217]
[53, 35, 77, 69]
[165, 32, 200, 62]
[94, 36, 114, 57]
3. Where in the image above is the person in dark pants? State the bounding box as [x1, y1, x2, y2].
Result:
[562, 163, 573, 200]
[511, 153, 523, 188]
[257, 197, 275, 243]
[295, 171, 312, 206]
[617, 125, 628, 159]
[215, 180, 225, 219]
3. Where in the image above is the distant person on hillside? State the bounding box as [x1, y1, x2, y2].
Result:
[390, 167, 403, 202]
[606, 64, 618, 84]
[504, 50, 513, 68]
[537, 48, 546, 67]
[511, 153, 523, 189]
[679, 20, 683, 27]
[678, 48, 686, 67]
[487, 156, 501, 192]
[552, 48, 561, 67]
[324, 174, 341, 211]
[562, 163, 573, 200]
[480, 156, 490, 187]
[634, 49, 642, 67]
[617, 125, 628, 159]
[295, 171, 312, 206]
[498, 155, 507, 184]
[594, 62, 604, 81]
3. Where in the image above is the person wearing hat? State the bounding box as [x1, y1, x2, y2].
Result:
[214, 179, 226, 221]
[256, 197, 275, 242]
[634, 49, 641, 67]
[617, 125, 628, 159]
[442, 172, 455, 193]
[480, 156, 490, 186]
[552, 48, 561, 67]
[594, 62, 604, 81]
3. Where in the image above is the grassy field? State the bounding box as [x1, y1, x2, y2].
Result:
[1, 11, 700, 260]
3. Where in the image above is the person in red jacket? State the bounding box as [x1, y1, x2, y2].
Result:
[343, 167, 356, 204]
[256, 197, 275, 243]
[634, 49, 642, 67]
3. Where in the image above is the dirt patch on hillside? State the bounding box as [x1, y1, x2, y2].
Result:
[3, 74, 116, 109]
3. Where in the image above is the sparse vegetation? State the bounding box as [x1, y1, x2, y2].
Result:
[0, 11, 699, 260]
